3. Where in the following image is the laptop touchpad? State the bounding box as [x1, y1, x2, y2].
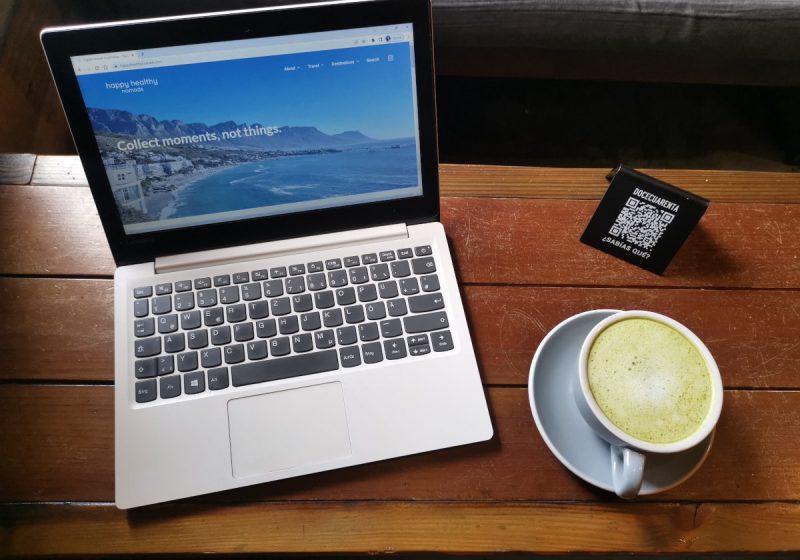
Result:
[228, 382, 351, 478]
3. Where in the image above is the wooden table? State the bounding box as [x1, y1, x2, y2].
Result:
[1, 154, 799, 556]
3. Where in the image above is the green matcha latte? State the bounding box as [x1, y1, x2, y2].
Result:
[587, 318, 712, 444]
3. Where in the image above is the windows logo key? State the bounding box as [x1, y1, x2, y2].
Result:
[580, 165, 709, 274]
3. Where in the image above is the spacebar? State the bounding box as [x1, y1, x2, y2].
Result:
[231, 350, 339, 387]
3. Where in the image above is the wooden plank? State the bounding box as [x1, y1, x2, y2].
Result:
[1, 387, 797, 503]
[30, 155, 87, 186]
[2, 186, 799, 289]
[3, 278, 798, 389]
[0, 153, 35, 185]
[441, 164, 800, 203]
[3, 501, 800, 555]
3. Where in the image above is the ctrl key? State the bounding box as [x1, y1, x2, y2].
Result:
[135, 379, 157, 403]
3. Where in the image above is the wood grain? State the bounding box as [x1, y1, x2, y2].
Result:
[3, 501, 800, 555]
[30, 155, 88, 186]
[2, 278, 798, 389]
[2, 186, 799, 289]
[1, 387, 797, 503]
[0, 153, 35, 185]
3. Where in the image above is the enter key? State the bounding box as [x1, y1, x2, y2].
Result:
[408, 292, 445, 313]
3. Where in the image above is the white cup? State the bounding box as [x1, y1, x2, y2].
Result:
[573, 310, 723, 498]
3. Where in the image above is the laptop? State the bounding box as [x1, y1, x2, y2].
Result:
[41, 0, 492, 509]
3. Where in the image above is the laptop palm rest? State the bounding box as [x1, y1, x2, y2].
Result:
[228, 382, 352, 478]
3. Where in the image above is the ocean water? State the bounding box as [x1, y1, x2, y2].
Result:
[168, 143, 419, 219]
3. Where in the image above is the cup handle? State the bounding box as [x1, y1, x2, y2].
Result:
[610, 445, 645, 499]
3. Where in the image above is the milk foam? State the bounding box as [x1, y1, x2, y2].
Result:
[587, 318, 712, 444]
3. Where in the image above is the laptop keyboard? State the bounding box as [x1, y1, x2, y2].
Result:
[131, 245, 455, 403]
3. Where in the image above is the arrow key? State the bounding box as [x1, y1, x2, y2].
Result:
[432, 330, 454, 352]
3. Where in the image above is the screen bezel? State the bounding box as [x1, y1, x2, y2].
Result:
[41, 0, 438, 266]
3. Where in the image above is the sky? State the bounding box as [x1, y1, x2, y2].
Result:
[76, 43, 417, 140]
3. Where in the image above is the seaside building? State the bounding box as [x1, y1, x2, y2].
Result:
[103, 158, 147, 213]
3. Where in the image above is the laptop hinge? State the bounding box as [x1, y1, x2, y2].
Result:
[154, 223, 409, 274]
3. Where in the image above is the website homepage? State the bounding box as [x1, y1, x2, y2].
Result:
[72, 24, 422, 234]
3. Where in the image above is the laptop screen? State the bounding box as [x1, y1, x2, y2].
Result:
[70, 23, 422, 235]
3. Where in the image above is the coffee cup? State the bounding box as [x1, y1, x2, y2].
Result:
[573, 310, 723, 498]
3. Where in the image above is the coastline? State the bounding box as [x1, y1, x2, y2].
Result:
[142, 163, 241, 220]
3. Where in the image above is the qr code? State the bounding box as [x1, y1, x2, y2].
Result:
[609, 197, 674, 250]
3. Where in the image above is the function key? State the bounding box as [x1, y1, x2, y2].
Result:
[343, 256, 360, 267]
[175, 280, 192, 292]
[233, 272, 250, 284]
[362, 253, 378, 265]
[155, 283, 172, 296]
[289, 264, 306, 276]
[325, 258, 342, 270]
[194, 277, 211, 290]
[308, 261, 324, 273]
[252, 269, 268, 281]
[397, 248, 413, 259]
[379, 250, 396, 262]
[214, 275, 231, 287]
[414, 245, 432, 257]
[270, 266, 287, 278]
[133, 286, 152, 298]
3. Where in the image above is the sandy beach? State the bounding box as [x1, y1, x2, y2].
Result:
[140, 164, 240, 220]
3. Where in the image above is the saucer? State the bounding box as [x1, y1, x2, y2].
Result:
[527, 309, 714, 495]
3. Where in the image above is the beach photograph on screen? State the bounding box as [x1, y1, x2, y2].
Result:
[75, 42, 421, 231]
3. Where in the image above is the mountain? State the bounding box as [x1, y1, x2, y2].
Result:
[87, 108, 376, 151]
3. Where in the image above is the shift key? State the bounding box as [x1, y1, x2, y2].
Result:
[403, 311, 448, 333]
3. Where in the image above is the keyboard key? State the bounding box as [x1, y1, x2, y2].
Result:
[231, 349, 339, 387]
[407, 334, 429, 346]
[278, 315, 299, 334]
[314, 290, 335, 309]
[307, 273, 327, 291]
[314, 329, 335, 349]
[357, 284, 377, 302]
[362, 253, 378, 264]
[158, 355, 174, 375]
[184, 371, 206, 395]
[408, 292, 445, 313]
[134, 358, 157, 379]
[292, 294, 313, 313]
[233, 272, 249, 284]
[431, 330, 455, 352]
[335, 287, 356, 306]
[270, 297, 291, 316]
[397, 248, 413, 259]
[308, 261, 324, 272]
[387, 298, 408, 317]
[379, 250, 395, 262]
[241, 282, 262, 301]
[224, 344, 245, 364]
[270, 266, 287, 278]
[248, 301, 269, 319]
[358, 322, 379, 341]
[420, 274, 440, 292]
[263, 279, 284, 297]
[203, 307, 224, 326]
[286, 277, 305, 294]
[322, 308, 343, 327]
[337, 326, 357, 345]
[201, 347, 221, 368]
[292, 333, 313, 353]
[414, 245, 432, 256]
[214, 275, 231, 287]
[187, 329, 208, 349]
[157, 314, 178, 334]
[164, 333, 185, 353]
[207, 367, 230, 390]
[411, 256, 436, 275]
[155, 283, 172, 296]
[403, 311, 449, 334]
[152, 295, 171, 314]
[197, 289, 217, 308]
[380, 318, 403, 338]
[410, 343, 431, 356]
[301, 311, 321, 331]
[174, 292, 194, 311]
[344, 304, 365, 324]
[378, 280, 398, 299]
[399, 277, 420, 295]
[226, 304, 247, 323]
[180, 311, 201, 330]
[390, 260, 411, 278]
[370, 263, 390, 281]
[219, 286, 240, 304]
[194, 277, 211, 290]
[134, 318, 154, 337]
[384, 338, 407, 360]
[339, 346, 361, 368]
[210, 326, 231, 345]
[256, 319, 277, 338]
[366, 302, 386, 320]
[349, 267, 369, 284]
[289, 264, 306, 276]
[160, 375, 181, 399]
[135, 379, 157, 403]
[328, 269, 348, 288]
[270, 336, 291, 356]
[175, 280, 192, 292]
[133, 299, 148, 318]
[233, 322, 254, 342]
[177, 351, 198, 372]
[134, 286, 152, 298]
[252, 269, 268, 281]
[246, 340, 268, 360]
[362, 342, 384, 363]
[343, 256, 360, 267]
[325, 258, 342, 270]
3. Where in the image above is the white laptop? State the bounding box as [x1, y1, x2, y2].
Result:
[42, 0, 492, 509]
